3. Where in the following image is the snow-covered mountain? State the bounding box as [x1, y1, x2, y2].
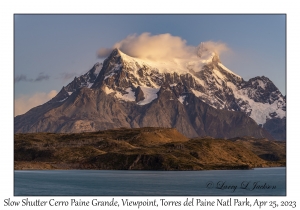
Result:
[14, 48, 285, 140]
[90, 48, 285, 126]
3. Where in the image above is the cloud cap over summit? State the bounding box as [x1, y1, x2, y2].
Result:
[98, 33, 230, 70]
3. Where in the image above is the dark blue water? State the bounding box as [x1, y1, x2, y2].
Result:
[14, 167, 285, 196]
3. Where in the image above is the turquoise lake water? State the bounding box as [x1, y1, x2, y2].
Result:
[14, 167, 286, 196]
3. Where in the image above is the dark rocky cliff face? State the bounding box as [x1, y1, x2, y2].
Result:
[135, 86, 145, 102]
[263, 117, 286, 141]
[14, 83, 273, 139]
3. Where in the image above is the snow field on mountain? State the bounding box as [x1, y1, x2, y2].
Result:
[137, 87, 160, 105]
[115, 88, 136, 102]
[227, 82, 285, 125]
[218, 63, 241, 78]
[104, 85, 160, 105]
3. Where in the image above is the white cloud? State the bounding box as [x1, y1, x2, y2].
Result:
[98, 33, 230, 60]
[97, 33, 230, 73]
[14, 90, 58, 117]
[113, 33, 195, 61]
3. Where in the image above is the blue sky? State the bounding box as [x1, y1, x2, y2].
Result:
[14, 14, 286, 115]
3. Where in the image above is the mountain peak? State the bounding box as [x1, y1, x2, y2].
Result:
[106, 48, 122, 59]
[111, 47, 121, 54]
[212, 53, 220, 63]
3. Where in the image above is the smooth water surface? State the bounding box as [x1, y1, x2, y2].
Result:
[14, 167, 286, 196]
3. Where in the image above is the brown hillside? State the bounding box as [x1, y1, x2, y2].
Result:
[14, 127, 285, 170]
